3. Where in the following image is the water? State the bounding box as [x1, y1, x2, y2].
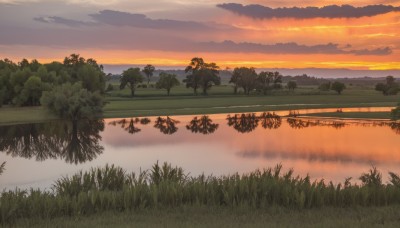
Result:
[0, 107, 399, 190]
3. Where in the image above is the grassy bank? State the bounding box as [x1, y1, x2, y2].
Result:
[16, 206, 400, 227]
[2, 162, 400, 225]
[0, 86, 398, 125]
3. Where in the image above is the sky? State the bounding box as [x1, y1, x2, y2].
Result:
[0, 0, 399, 70]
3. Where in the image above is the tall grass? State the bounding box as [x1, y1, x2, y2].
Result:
[2, 162, 400, 224]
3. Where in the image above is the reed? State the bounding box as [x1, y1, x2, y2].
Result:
[2, 162, 400, 225]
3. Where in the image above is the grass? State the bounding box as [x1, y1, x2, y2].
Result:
[16, 206, 400, 227]
[0, 86, 398, 125]
[3, 162, 400, 226]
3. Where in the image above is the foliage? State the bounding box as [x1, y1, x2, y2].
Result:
[0, 54, 106, 107]
[287, 81, 297, 91]
[120, 68, 144, 97]
[156, 72, 180, 96]
[142, 64, 155, 85]
[331, 81, 346, 94]
[375, 76, 399, 96]
[231, 67, 258, 95]
[41, 83, 104, 121]
[3, 163, 400, 225]
[184, 57, 220, 95]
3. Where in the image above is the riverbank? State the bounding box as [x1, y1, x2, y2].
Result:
[0, 87, 398, 125]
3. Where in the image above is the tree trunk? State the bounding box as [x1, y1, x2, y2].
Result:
[233, 86, 237, 94]
[167, 89, 170, 96]
[203, 87, 207, 95]
[131, 88, 135, 97]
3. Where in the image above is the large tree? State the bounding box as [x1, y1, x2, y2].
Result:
[142, 64, 155, 85]
[231, 67, 258, 95]
[41, 83, 104, 121]
[156, 72, 180, 96]
[120, 68, 144, 97]
[184, 57, 220, 95]
[257, 71, 272, 95]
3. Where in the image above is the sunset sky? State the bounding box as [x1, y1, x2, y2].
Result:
[0, 0, 399, 70]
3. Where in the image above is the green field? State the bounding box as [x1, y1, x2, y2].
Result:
[0, 85, 399, 125]
[16, 206, 400, 227]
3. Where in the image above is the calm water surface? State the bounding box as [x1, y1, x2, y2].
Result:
[1, 107, 399, 190]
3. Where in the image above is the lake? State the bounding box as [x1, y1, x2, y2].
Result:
[1, 107, 399, 190]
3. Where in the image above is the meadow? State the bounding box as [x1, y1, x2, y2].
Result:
[0, 84, 398, 125]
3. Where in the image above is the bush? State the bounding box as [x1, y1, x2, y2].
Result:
[318, 82, 331, 91]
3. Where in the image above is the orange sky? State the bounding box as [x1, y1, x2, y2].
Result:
[0, 0, 399, 70]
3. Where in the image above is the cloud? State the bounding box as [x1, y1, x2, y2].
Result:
[217, 3, 400, 19]
[196, 40, 392, 55]
[34, 10, 213, 31]
[34, 16, 97, 27]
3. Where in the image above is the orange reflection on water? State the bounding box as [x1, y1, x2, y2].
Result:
[102, 109, 400, 183]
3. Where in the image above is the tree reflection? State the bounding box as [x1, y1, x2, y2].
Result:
[227, 113, 259, 133]
[186, 115, 219, 134]
[0, 120, 104, 164]
[259, 112, 282, 129]
[109, 118, 141, 134]
[389, 122, 400, 135]
[287, 118, 347, 129]
[154, 117, 180, 135]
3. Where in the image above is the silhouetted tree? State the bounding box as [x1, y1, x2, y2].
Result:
[142, 64, 155, 85]
[156, 72, 180, 96]
[231, 67, 258, 95]
[287, 81, 297, 91]
[120, 68, 144, 97]
[331, 81, 346, 94]
[184, 57, 220, 95]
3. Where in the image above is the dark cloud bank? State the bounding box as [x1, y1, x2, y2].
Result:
[34, 10, 211, 30]
[217, 3, 400, 19]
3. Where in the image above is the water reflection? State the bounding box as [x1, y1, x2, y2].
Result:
[286, 118, 346, 129]
[154, 117, 180, 135]
[186, 115, 219, 134]
[259, 112, 282, 129]
[389, 122, 400, 135]
[0, 120, 104, 164]
[227, 113, 259, 133]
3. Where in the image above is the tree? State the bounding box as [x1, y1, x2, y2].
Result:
[376, 76, 399, 96]
[231, 67, 257, 95]
[184, 57, 220, 95]
[331, 81, 346, 94]
[156, 72, 180, 96]
[257, 71, 272, 95]
[120, 68, 144, 97]
[13, 76, 48, 106]
[271, 71, 283, 89]
[41, 83, 104, 121]
[142, 64, 155, 85]
[287, 81, 297, 91]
